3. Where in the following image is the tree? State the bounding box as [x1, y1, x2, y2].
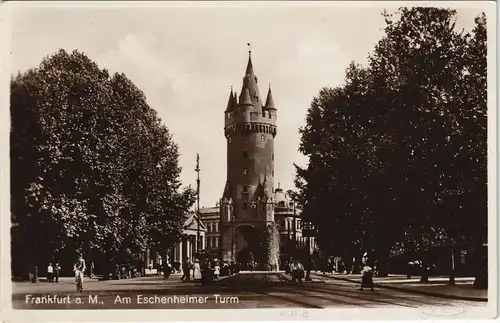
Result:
[295, 8, 487, 283]
[11, 49, 194, 278]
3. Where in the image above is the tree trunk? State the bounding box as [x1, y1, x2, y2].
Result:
[376, 248, 389, 277]
[420, 250, 429, 283]
[449, 248, 455, 285]
[473, 243, 487, 289]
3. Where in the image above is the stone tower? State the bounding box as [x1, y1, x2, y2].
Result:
[219, 51, 278, 264]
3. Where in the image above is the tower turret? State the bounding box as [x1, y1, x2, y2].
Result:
[240, 87, 253, 106]
[264, 85, 275, 111]
[225, 87, 235, 112]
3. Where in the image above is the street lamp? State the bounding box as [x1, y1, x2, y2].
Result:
[195, 154, 201, 256]
[304, 220, 312, 281]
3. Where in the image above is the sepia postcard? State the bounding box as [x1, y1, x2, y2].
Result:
[0, 1, 497, 322]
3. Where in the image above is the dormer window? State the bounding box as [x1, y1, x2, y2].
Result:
[243, 168, 248, 175]
[243, 185, 249, 193]
[254, 95, 258, 102]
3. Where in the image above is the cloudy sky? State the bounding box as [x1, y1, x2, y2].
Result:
[8, 2, 487, 208]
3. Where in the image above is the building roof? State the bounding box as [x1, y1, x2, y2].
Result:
[239, 51, 263, 113]
[225, 88, 235, 112]
[200, 207, 219, 214]
[265, 86, 275, 110]
[183, 213, 207, 232]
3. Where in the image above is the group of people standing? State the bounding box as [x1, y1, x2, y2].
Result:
[46, 262, 61, 283]
[285, 259, 305, 284]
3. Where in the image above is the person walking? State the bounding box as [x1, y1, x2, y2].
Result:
[290, 260, 303, 284]
[47, 263, 54, 282]
[213, 260, 220, 279]
[296, 260, 305, 284]
[193, 259, 202, 280]
[88, 261, 95, 279]
[54, 263, 61, 283]
[163, 258, 172, 280]
[181, 257, 191, 282]
[360, 261, 374, 291]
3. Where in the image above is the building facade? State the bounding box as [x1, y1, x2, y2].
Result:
[142, 213, 206, 269]
[199, 183, 317, 265]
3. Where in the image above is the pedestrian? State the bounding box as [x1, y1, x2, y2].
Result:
[163, 259, 172, 280]
[47, 263, 54, 282]
[54, 262, 61, 283]
[193, 259, 201, 280]
[360, 261, 374, 292]
[181, 257, 191, 282]
[296, 260, 305, 284]
[88, 261, 95, 279]
[214, 261, 220, 279]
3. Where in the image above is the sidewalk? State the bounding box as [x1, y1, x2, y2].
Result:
[314, 272, 487, 302]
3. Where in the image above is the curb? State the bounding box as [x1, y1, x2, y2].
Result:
[315, 273, 487, 302]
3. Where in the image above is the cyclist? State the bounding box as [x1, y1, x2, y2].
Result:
[73, 254, 86, 292]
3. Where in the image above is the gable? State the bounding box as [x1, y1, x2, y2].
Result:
[183, 214, 207, 232]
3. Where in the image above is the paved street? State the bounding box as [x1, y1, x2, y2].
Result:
[12, 272, 488, 309]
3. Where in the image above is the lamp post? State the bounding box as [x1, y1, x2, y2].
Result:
[292, 198, 297, 251]
[305, 220, 312, 281]
[231, 210, 235, 263]
[195, 154, 201, 256]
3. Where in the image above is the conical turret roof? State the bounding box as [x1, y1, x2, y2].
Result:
[265, 85, 275, 110]
[225, 87, 235, 112]
[240, 87, 253, 106]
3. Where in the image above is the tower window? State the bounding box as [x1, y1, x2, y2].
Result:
[243, 168, 248, 175]
[261, 135, 265, 142]
[243, 202, 248, 210]
[243, 151, 248, 158]
[272, 153, 274, 161]
[272, 171, 274, 177]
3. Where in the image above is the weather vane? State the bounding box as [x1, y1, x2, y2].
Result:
[247, 42, 252, 54]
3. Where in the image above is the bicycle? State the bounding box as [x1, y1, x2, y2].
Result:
[75, 269, 83, 292]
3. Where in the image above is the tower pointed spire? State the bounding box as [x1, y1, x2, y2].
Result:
[265, 84, 275, 110]
[240, 44, 262, 112]
[246, 43, 254, 76]
[225, 87, 234, 112]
